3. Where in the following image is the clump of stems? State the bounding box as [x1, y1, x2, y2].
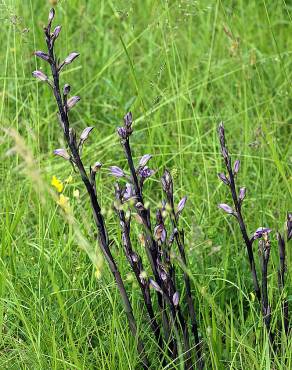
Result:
[217, 122, 290, 344]
[33, 9, 203, 369]
[33, 9, 149, 368]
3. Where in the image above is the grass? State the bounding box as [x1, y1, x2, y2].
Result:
[0, 0, 291, 368]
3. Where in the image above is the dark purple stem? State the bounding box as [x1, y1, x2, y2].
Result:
[36, 14, 149, 369]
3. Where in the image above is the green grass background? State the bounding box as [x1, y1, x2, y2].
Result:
[0, 0, 291, 368]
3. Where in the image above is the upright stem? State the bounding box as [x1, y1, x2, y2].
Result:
[170, 213, 203, 369]
[227, 171, 261, 302]
[117, 205, 162, 348]
[45, 36, 149, 369]
[121, 137, 196, 363]
[277, 232, 288, 335]
[258, 238, 273, 344]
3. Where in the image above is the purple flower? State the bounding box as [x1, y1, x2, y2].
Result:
[80, 127, 94, 144]
[138, 166, 154, 179]
[117, 127, 128, 139]
[52, 25, 61, 40]
[233, 159, 240, 175]
[109, 166, 124, 178]
[48, 8, 55, 23]
[67, 96, 80, 110]
[239, 187, 246, 202]
[53, 148, 70, 160]
[32, 70, 48, 82]
[287, 212, 292, 241]
[161, 169, 173, 196]
[64, 52, 80, 65]
[154, 224, 166, 243]
[59, 52, 80, 71]
[123, 183, 134, 201]
[217, 173, 229, 185]
[176, 196, 187, 216]
[252, 227, 271, 241]
[172, 292, 179, 307]
[218, 203, 234, 215]
[138, 154, 152, 168]
[34, 51, 50, 62]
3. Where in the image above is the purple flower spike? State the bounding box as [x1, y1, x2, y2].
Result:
[139, 154, 152, 168]
[233, 159, 240, 175]
[124, 111, 133, 129]
[218, 203, 234, 215]
[138, 166, 154, 179]
[109, 166, 124, 178]
[218, 173, 229, 185]
[34, 51, 50, 62]
[252, 227, 272, 241]
[286, 212, 292, 241]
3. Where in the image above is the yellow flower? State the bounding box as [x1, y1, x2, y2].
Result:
[57, 194, 70, 212]
[250, 292, 255, 302]
[51, 175, 63, 193]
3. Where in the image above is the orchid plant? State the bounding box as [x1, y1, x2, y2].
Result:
[32, 8, 203, 369]
[217, 123, 290, 343]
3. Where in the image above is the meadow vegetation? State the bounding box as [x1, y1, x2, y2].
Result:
[1, 1, 291, 369]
